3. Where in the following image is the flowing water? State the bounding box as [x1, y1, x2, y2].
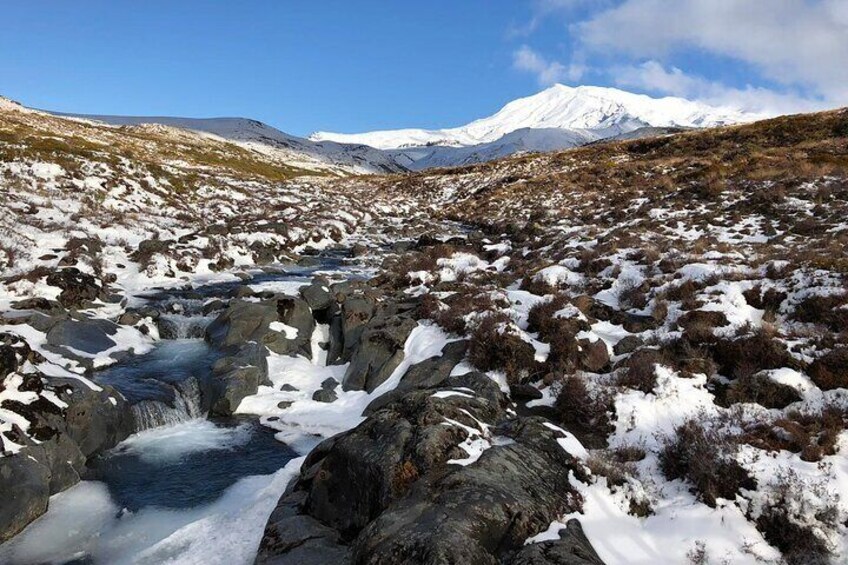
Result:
[0, 259, 363, 564]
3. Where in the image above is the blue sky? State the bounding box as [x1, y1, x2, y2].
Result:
[2, 1, 845, 136]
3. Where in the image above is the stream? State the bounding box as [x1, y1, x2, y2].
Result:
[0, 258, 363, 564]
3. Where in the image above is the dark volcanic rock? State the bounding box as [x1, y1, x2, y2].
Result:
[209, 342, 270, 416]
[507, 519, 605, 565]
[0, 447, 50, 543]
[351, 418, 588, 564]
[45, 268, 102, 309]
[206, 300, 278, 350]
[46, 318, 119, 355]
[342, 315, 417, 393]
[58, 380, 134, 458]
[510, 382, 544, 401]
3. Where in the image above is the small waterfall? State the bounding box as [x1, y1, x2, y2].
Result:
[131, 377, 205, 431]
[157, 314, 214, 339]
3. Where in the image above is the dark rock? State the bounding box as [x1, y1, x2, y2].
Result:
[10, 297, 63, 314]
[351, 418, 587, 564]
[510, 382, 543, 401]
[312, 389, 338, 403]
[118, 311, 143, 326]
[332, 296, 376, 365]
[45, 268, 102, 309]
[320, 378, 339, 391]
[45, 319, 120, 366]
[613, 335, 643, 356]
[301, 281, 333, 313]
[507, 519, 605, 565]
[0, 447, 50, 543]
[0, 345, 17, 379]
[280, 384, 298, 392]
[342, 316, 417, 393]
[202, 299, 226, 315]
[205, 300, 277, 350]
[58, 380, 134, 458]
[270, 296, 315, 357]
[209, 342, 270, 416]
[257, 492, 350, 565]
[291, 390, 504, 538]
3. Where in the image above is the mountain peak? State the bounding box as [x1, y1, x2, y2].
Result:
[311, 85, 760, 150]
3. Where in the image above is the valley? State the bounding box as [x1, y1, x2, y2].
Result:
[0, 93, 847, 565]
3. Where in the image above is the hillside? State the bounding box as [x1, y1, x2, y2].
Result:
[1, 104, 847, 564]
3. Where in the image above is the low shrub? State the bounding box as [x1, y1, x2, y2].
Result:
[468, 313, 538, 384]
[554, 375, 612, 435]
[808, 347, 848, 391]
[710, 332, 794, 379]
[792, 294, 848, 333]
[616, 349, 661, 393]
[725, 372, 802, 409]
[659, 419, 755, 507]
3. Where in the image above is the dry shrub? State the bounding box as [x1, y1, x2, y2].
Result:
[554, 375, 612, 435]
[618, 279, 649, 310]
[743, 403, 847, 463]
[665, 279, 701, 311]
[725, 373, 802, 409]
[742, 286, 787, 312]
[807, 347, 848, 391]
[616, 349, 660, 393]
[659, 419, 755, 507]
[710, 332, 794, 379]
[468, 313, 537, 384]
[424, 291, 496, 335]
[527, 296, 591, 374]
[755, 470, 836, 565]
[792, 294, 848, 333]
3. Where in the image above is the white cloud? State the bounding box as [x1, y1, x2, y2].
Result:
[575, 0, 848, 106]
[613, 60, 830, 115]
[513, 45, 584, 86]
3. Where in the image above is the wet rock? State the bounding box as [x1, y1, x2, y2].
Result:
[205, 300, 277, 350]
[510, 382, 543, 401]
[202, 299, 226, 315]
[320, 378, 339, 391]
[507, 519, 605, 565]
[0, 447, 50, 544]
[280, 384, 298, 392]
[342, 315, 417, 393]
[58, 381, 134, 458]
[209, 342, 270, 416]
[351, 418, 587, 564]
[45, 268, 102, 309]
[0, 345, 17, 379]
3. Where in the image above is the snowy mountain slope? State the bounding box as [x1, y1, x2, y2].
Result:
[51, 113, 406, 175]
[311, 84, 761, 150]
[387, 127, 600, 171]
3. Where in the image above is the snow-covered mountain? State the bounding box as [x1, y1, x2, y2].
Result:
[40, 85, 762, 173]
[311, 84, 762, 169]
[50, 113, 406, 175]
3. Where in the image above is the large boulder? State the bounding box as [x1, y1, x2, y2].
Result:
[44, 268, 102, 309]
[205, 300, 278, 350]
[209, 342, 269, 416]
[0, 447, 50, 543]
[206, 297, 314, 358]
[269, 296, 314, 357]
[507, 519, 605, 565]
[58, 380, 134, 458]
[328, 295, 376, 365]
[342, 316, 417, 393]
[351, 418, 588, 564]
[364, 340, 468, 414]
